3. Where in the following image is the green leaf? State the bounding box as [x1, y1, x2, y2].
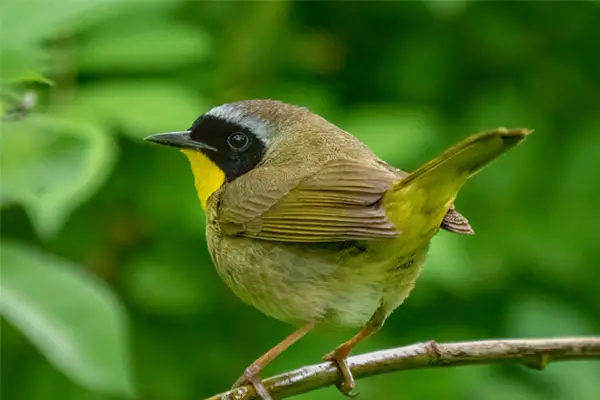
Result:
[9, 72, 55, 86]
[0, 241, 135, 397]
[70, 81, 207, 139]
[0, 0, 152, 47]
[0, 0, 142, 84]
[0, 45, 49, 87]
[0, 114, 116, 238]
[77, 21, 210, 73]
[20, 358, 110, 400]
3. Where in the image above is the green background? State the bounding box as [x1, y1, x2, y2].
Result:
[1, 1, 599, 399]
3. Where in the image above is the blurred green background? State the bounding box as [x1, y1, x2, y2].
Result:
[2, 1, 600, 399]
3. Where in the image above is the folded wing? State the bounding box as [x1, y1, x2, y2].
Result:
[218, 159, 400, 242]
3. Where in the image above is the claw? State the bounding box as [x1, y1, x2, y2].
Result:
[323, 350, 357, 397]
[229, 323, 315, 400]
[336, 381, 360, 398]
[232, 367, 273, 400]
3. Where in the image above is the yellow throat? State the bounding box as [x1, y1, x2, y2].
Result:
[181, 149, 225, 209]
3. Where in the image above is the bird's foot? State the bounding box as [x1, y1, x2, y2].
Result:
[232, 365, 273, 400]
[323, 348, 359, 397]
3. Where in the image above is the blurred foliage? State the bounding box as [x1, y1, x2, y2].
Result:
[1, 1, 600, 399]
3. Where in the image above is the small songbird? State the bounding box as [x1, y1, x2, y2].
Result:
[145, 100, 531, 399]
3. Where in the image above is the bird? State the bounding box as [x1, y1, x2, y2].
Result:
[145, 99, 531, 399]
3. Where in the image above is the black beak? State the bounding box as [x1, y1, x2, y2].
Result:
[144, 131, 217, 151]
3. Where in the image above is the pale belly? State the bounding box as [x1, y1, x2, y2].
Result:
[207, 224, 430, 328]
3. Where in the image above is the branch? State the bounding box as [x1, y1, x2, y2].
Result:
[205, 337, 600, 400]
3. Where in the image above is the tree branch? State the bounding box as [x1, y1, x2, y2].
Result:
[205, 337, 600, 400]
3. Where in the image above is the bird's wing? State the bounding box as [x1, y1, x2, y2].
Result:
[217, 159, 400, 242]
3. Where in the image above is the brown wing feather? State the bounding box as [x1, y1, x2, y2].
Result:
[218, 159, 400, 242]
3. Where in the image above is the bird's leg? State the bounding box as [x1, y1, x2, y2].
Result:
[323, 306, 387, 397]
[232, 321, 315, 400]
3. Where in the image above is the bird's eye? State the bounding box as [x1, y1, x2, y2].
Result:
[227, 132, 250, 151]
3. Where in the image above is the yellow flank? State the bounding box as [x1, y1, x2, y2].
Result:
[181, 149, 225, 209]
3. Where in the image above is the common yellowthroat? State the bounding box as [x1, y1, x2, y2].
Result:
[145, 100, 531, 399]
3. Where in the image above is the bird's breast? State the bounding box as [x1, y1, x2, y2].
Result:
[206, 215, 429, 328]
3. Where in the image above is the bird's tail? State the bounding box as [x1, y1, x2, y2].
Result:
[383, 128, 532, 235]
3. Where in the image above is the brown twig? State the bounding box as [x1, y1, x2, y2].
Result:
[205, 337, 600, 400]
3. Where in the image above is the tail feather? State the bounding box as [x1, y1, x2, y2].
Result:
[383, 127, 532, 235]
[397, 128, 531, 191]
